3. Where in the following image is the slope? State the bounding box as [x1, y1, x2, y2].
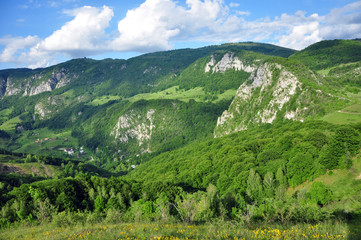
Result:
[0, 42, 296, 162]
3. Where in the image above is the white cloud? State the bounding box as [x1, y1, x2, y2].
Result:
[2, 0, 361, 68]
[236, 11, 250, 16]
[229, 2, 240, 8]
[111, 0, 227, 51]
[39, 5, 113, 56]
[0, 5, 114, 68]
[0, 36, 41, 63]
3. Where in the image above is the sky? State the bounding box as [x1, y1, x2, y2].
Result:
[0, 0, 361, 69]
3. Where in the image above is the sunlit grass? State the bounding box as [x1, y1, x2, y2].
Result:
[14, 128, 79, 157]
[127, 86, 237, 103]
[0, 221, 352, 240]
[88, 96, 122, 106]
[321, 111, 361, 125]
[0, 116, 21, 131]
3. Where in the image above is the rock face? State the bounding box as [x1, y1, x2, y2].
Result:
[205, 53, 256, 73]
[111, 109, 156, 154]
[34, 96, 66, 120]
[0, 68, 74, 97]
[29, 69, 71, 96]
[4, 77, 22, 96]
[212, 53, 307, 137]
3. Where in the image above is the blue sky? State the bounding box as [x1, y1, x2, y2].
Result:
[0, 0, 361, 69]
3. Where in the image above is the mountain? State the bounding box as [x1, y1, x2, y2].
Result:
[0, 40, 360, 167]
[0, 40, 361, 235]
[290, 39, 361, 70]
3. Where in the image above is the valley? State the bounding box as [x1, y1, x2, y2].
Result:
[0, 40, 361, 239]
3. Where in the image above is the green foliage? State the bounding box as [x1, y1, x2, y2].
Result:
[0, 40, 361, 232]
[290, 40, 361, 70]
[309, 182, 333, 206]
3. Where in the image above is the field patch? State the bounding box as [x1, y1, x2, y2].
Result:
[88, 95, 121, 106]
[128, 86, 237, 103]
[0, 116, 21, 131]
[321, 104, 361, 124]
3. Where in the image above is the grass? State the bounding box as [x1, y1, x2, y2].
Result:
[0, 108, 13, 124]
[127, 86, 237, 103]
[288, 155, 361, 214]
[12, 128, 82, 158]
[88, 96, 122, 106]
[321, 112, 361, 125]
[0, 161, 61, 177]
[321, 102, 361, 125]
[342, 104, 361, 113]
[0, 221, 352, 240]
[0, 116, 21, 131]
[0, 154, 23, 163]
[12, 162, 60, 177]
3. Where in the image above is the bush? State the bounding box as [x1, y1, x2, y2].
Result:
[309, 182, 333, 206]
[52, 211, 87, 227]
[104, 209, 122, 224]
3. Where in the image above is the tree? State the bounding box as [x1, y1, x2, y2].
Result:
[276, 165, 287, 187]
[263, 172, 275, 198]
[246, 169, 263, 203]
[94, 195, 106, 212]
[309, 182, 333, 206]
[34, 198, 57, 222]
[287, 152, 314, 186]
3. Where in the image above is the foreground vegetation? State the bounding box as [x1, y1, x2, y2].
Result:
[1, 220, 358, 240]
[0, 120, 360, 238]
[1, 40, 361, 238]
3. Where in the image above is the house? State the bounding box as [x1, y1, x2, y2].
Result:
[64, 148, 74, 155]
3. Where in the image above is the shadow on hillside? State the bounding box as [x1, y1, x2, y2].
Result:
[347, 214, 361, 240]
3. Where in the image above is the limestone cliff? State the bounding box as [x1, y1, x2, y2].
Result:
[212, 52, 328, 137]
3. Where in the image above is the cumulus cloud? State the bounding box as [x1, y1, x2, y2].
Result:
[0, 35, 41, 63]
[1, 0, 361, 68]
[111, 0, 227, 51]
[39, 5, 113, 56]
[0, 5, 113, 68]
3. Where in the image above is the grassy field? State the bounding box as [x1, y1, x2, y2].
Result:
[0, 161, 61, 177]
[0, 154, 23, 163]
[0, 108, 13, 125]
[127, 86, 237, 103]
[321, 104, 361, 125]
[88, 95, 122, 106]
[12, 128, 81, 158]
[0, 220, 353, 240]
[288, 154, 361, 199]
[0, 116, 21, 131]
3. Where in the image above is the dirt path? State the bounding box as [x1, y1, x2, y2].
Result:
[337, 110, 361, 114]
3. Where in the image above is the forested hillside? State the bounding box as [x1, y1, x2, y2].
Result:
[0, 40, 361, 239]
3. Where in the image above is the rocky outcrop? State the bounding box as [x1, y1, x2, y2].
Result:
[0, 68, 74, 97]
[205, 53, 256, 73]
[29, 69, 70, 96]
[4, 77, 22, 96]
[111, 109, 156, 153]
[34, 96, 65, 119]
[214, 58, 303, 137]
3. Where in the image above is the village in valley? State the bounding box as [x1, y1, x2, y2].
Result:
[30, 131, 85, 157]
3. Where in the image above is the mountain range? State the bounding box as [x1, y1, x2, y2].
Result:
[1, 40, 361, 237]
[1, 40, 360, 167]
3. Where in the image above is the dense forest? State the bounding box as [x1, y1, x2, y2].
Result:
[0, 40, 361, 239]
